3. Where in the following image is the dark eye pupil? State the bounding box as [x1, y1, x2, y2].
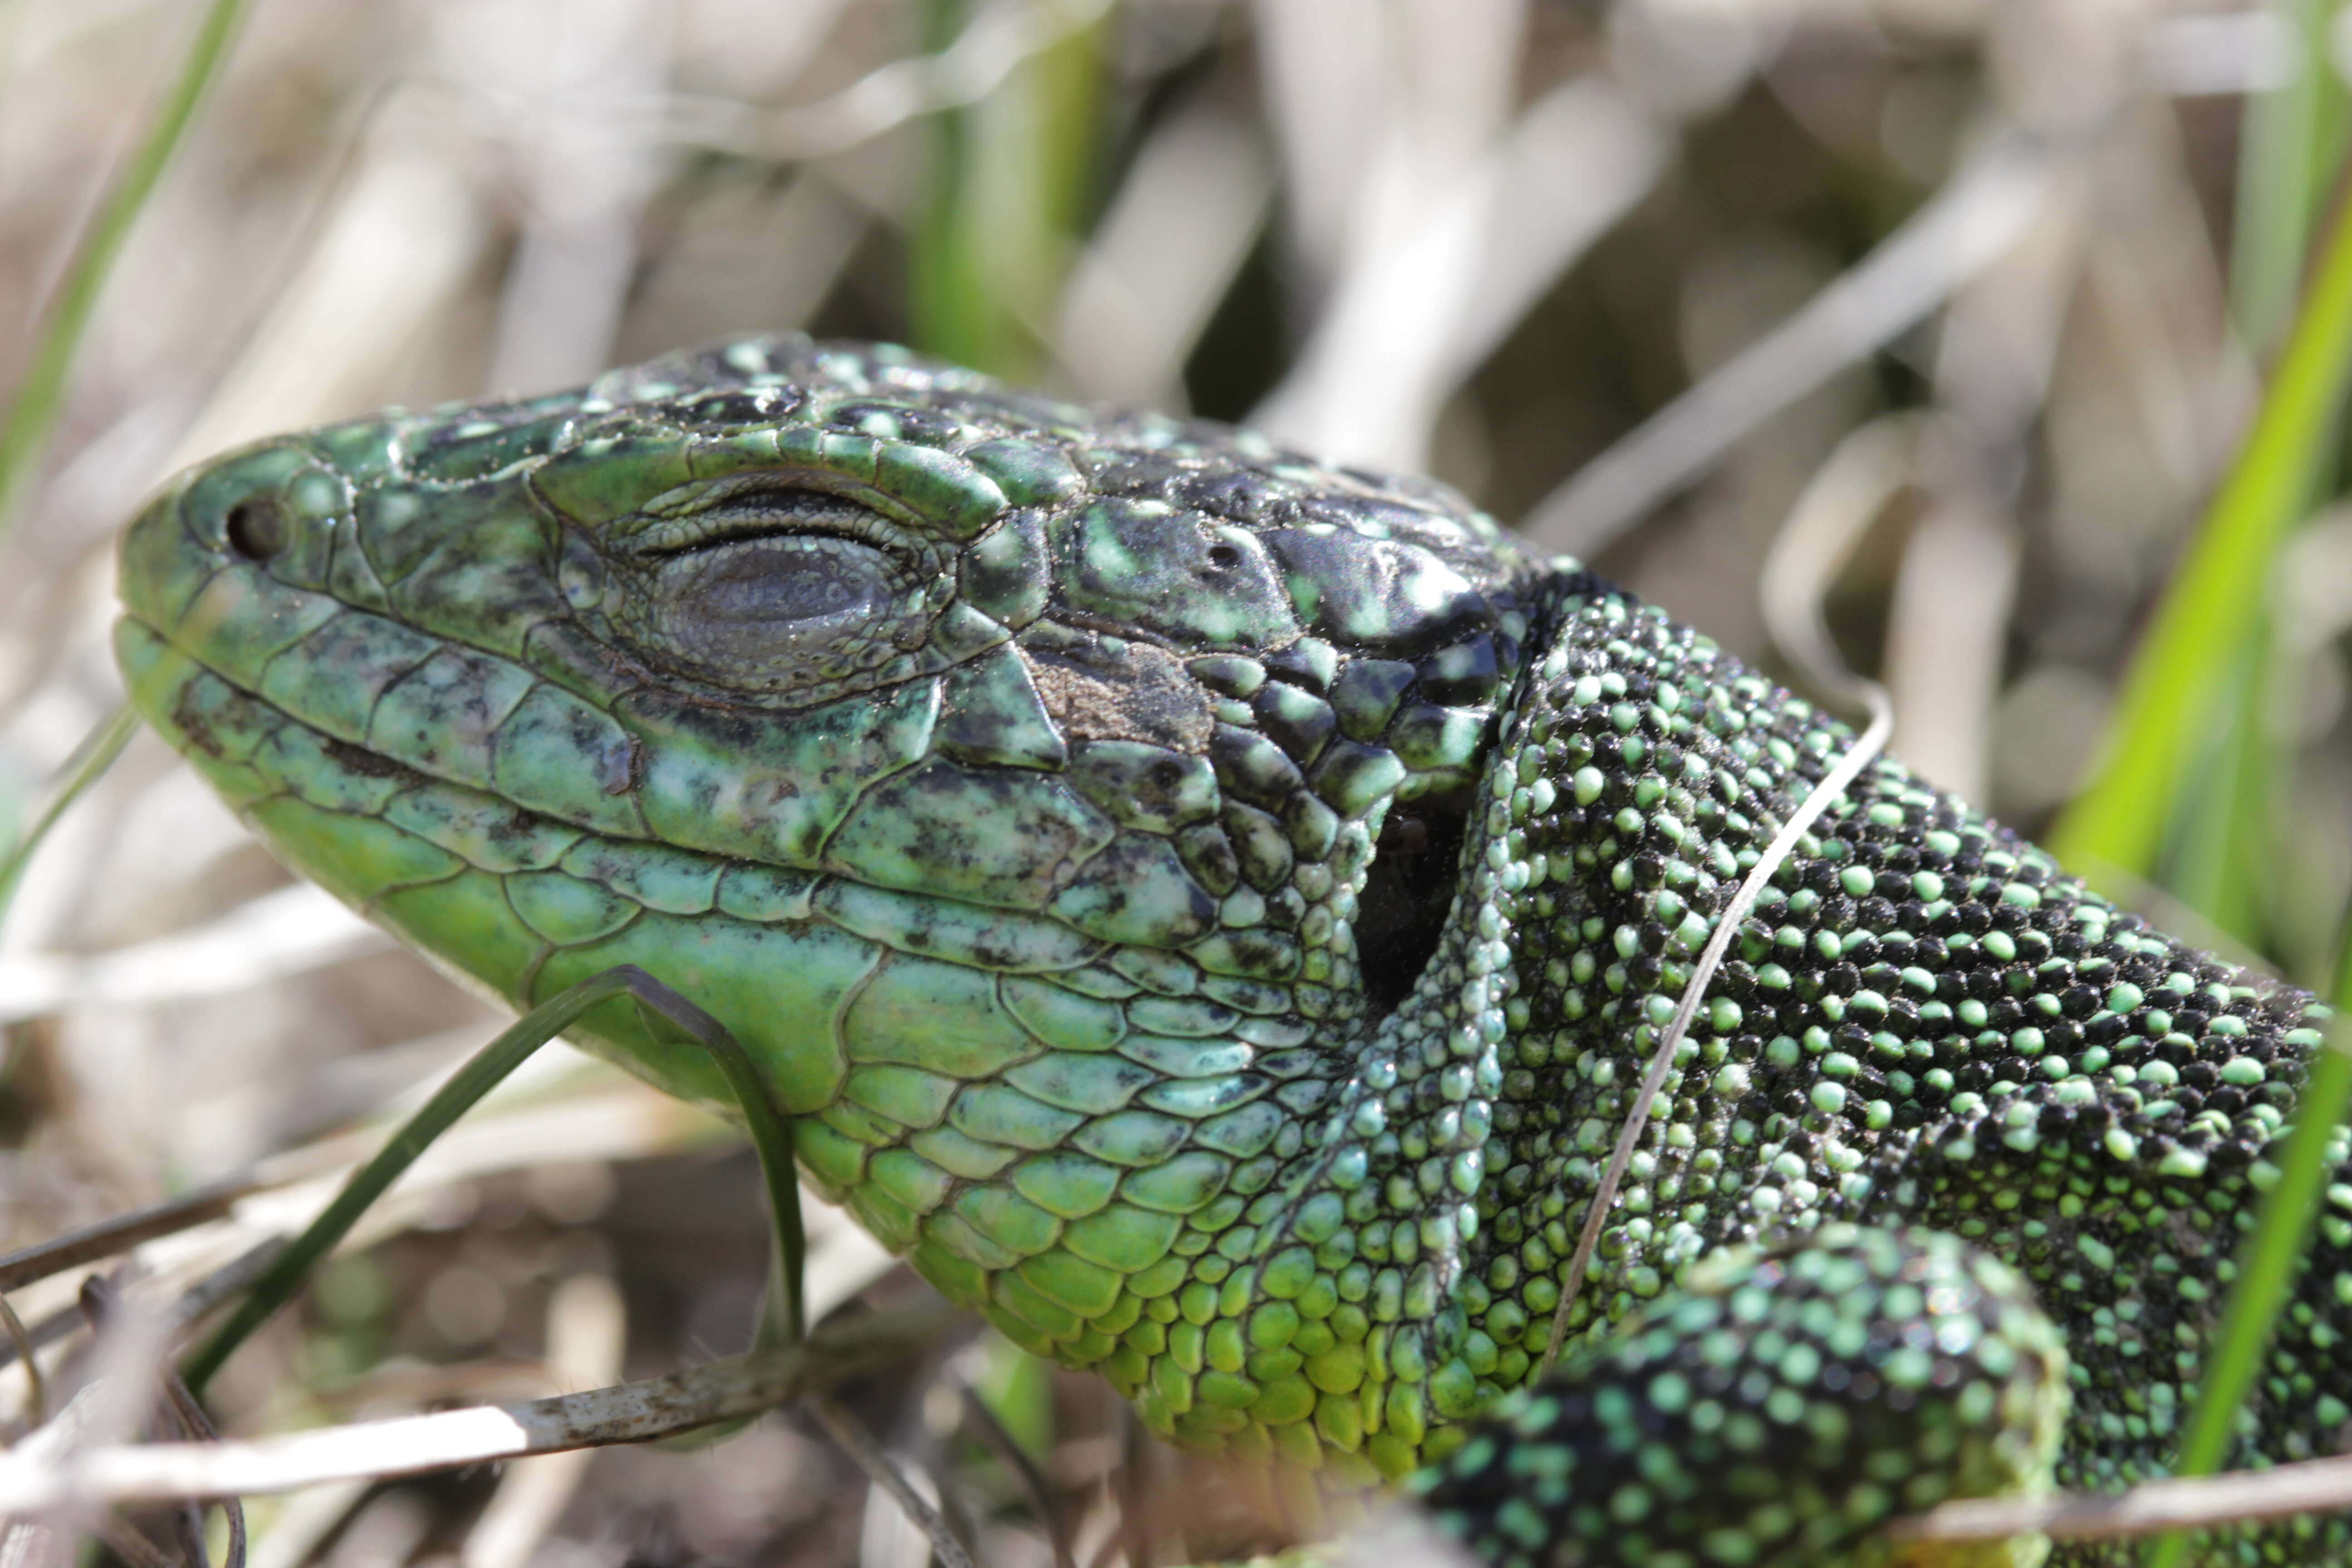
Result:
[225, 498, 289, 560]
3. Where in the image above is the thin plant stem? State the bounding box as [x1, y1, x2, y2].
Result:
[1542, 690, 1894, 1372]
[0, 0, 252, 538]
[0, 1307, 956, 1511]
[810, 1396, 977, 1568]
[0, 704, 138, 941]
[0, 1176, 260, 1295]
[82, 1278, 249, 1568]
[92, 1515, 181, 1568]
[960, 1384, 1074, 1568]
[182, 965, 804, 1396]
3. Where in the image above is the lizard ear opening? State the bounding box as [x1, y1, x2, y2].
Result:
[1355, 799, 1469, 1012]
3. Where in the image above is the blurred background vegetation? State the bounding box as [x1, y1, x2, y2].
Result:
[0, 0, 2348, 1563]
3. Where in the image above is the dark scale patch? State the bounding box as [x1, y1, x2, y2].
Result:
[170, 674, 238, 760]
[324, 737, 423, 783]
[1181, 468, 1306, 526]
[674, 387, 800, 428]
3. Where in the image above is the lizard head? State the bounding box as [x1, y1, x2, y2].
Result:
[117, 337, 1550, 1415]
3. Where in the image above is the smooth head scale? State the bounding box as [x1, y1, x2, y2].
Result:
[116, 334, 1564, 1488]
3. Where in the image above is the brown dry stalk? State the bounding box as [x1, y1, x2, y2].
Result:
[1896, 1460, 2352, 1544]
[0, 1303, 957, 1514]
[0, 1181, 261, 1295]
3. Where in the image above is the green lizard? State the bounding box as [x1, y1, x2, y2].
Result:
[114, 336, 2344, 1567]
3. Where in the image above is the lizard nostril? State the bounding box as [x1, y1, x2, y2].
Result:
[224, 496, 289, 561]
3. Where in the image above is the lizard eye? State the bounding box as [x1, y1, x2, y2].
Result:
[653, 533, 896, 665]
[616, 488, 928, 692]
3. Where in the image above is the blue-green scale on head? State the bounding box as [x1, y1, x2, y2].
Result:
[117, 335, 2342, 1565]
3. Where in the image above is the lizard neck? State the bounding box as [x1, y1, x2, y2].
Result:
[1193, 579, 1601, 1483]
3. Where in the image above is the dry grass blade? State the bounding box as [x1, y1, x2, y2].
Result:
[812, 1396, 977, 1568]
[1545, 412, 1907, 1367]
[157, 1371, 247, 1568]
[1251, 0, 1563, 467]
[1257, 72, 1669, 470]
[1756, 415, 1923, 692]
[0, 1280, 184, 1564]
[1052, 98, 1273, 408]
[0, 885, 384, 1024]
[1894, 1452, 2352, 1544]
[959, 1383, 1076, 1568]
[0, 1384, 105, 1568]
[1520, 131, 2073, 554]
[0, 1241, 289, 1398]
[658, 0, 1111, 162]
[88, 1515, 179, 1568]
[1542, 698, 1893, 1371]
[456, 1273, 626, 1568]
[0, 1303, 957, 1513]
[0, 1180, 260, 1294]
[78, 1276, 249, 1568]
[0, 1070, 776, 1402]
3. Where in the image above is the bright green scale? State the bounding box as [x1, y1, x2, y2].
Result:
[117, 338, 2347, 1566]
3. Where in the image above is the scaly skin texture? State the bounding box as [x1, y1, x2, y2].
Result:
[117, 337, 2344, 1566]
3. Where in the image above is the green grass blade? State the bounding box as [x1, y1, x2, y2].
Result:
[973, 1333, 1057, 1462]
[0, 704, 138, 941]
[1027, 8, 1105, 248]
[2230, 0, 2351, 355]
[2157, 642, 2274, 950]
[183, 965, 805, 1396]
[2143, 970, 2352, 1568]
[2176, 1, 2352, 954]
[0, 0, 251, 538]
[2050, 183, 2352, 892]
[909, 0, 989, 369]
[636, 982, 808, 1348]
[907, 0, 1102, 378]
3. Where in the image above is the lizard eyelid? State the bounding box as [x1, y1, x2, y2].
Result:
[642, 531, 906, 679]
[628, 485, 906, 559]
